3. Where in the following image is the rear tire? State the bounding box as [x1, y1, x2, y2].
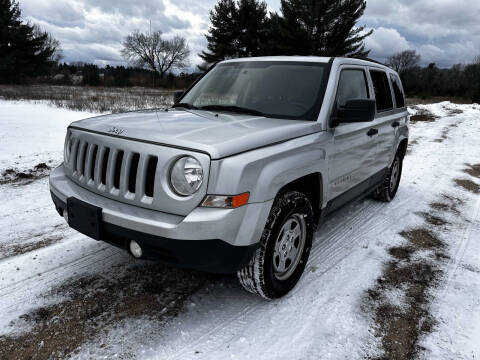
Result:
[372, 152, 403, 202]
[237, 191, 314, 299]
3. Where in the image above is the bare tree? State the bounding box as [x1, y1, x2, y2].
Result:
[121, 30, 190, 80]
[387, 50, 421, 76]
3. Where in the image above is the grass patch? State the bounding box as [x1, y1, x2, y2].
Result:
[416, 212, 448, 226]
[410, 112, 438, 123]
[366, 217, 450, 360]
[464, 164, 480, 178]
[0, 85, 174, 113]
[388, 246, 415, 261]
[454, 179, 480, 194]
[0, 263, 213, 359]
[399, 228, 444, 250]
[0, 162, 51, 185]
[368, 257, 442, 360]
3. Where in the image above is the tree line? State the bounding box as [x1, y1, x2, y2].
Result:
[45, 63, 200, 89]
[1, 0, 479, 103]
[388, 50, 480, 103]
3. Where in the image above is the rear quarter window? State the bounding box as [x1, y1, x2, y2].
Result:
[369, 70, 393, 112]
[390, 74, 405, 108]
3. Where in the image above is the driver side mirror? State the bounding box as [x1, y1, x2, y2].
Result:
[173, 90, 184, 103]
[331, 99, 376, 126]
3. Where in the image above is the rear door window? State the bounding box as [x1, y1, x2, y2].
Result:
[335, 69, 369, 107]
[390, 74, 405, 108]
[369, 70, 393, 112]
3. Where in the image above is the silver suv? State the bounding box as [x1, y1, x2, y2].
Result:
[50, 57, 408, 299]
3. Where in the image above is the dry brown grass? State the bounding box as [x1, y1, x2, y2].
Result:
[0, 263, 212, 359]
[464, 164, 480, 178]
[416, 212, 448, 226]
[365, 191, 464, 359]
[0, 85, 174, 113]
[0, 163, 51, 185]
[454, 179, 480, 194]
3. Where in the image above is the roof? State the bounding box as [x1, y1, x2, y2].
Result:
[219, 56, 393, 71]
[221, 56, 332, 63]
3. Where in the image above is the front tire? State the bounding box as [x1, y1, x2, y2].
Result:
[237, 191, 314, 299]
[372, 152, 403, 202]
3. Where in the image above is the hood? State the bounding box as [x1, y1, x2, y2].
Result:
[70, 108, 322, 159]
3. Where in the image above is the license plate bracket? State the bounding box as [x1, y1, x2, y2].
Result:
[67, 197, 103, 240]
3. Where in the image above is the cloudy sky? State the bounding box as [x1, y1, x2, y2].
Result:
[19, 0, 480, 69]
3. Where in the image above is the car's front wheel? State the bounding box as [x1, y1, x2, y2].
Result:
[237, 191, 314, 299]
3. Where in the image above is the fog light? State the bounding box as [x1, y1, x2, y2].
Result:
[129, 240, 143, 258]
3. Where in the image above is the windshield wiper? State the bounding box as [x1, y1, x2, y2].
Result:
[172, 102, 199, 110]
[199, 105, 265, 117]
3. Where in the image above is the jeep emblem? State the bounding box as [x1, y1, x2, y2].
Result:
[107, 126, 126, 135]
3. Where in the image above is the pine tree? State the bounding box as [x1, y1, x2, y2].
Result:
[199, 0, 268, 63]
[0, 0, 60, 83]
[268, 0, 372, 57]
[237, 0, 268, 57]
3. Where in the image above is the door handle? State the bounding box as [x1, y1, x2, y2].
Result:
[367, 128, 378, 137]
[392, 121, 400, 128]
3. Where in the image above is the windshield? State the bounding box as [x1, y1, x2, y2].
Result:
[179, 61, 328, 121]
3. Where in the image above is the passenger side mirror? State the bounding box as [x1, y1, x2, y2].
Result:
[331, 99, 376, 126]
[173, 90, 184, 103]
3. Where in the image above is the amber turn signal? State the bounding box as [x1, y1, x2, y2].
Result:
[201, 192, 250, 208]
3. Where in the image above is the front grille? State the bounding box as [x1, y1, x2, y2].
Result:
[63, 128, 210, 216]
[66, 136, 158, 201]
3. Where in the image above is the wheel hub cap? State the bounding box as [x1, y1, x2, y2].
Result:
[273, 214, 307, 281]
[390, 158, 400, 192]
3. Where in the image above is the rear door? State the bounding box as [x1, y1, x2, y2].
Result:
[368, 69, 398, 171]
[328, 66, 377, 202]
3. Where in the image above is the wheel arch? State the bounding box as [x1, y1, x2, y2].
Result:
[397, 138, 408, 159]
[277, 172, 323, 223]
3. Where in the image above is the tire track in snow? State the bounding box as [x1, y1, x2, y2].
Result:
[441, 186, 480, 295]
[157, 111, 471, 360]
[163, 191, 436, 360]
[0, 239, 129, 331]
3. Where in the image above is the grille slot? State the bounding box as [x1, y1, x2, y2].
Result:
[70, 138, 80, 169]
[128, 153, 140, 193]
[145, 156, 158, 198]
[113, 151, 124, 189]
[101, 148, 110, 185]
[77, 141, 88, 177]
[89, 145, 98, 182]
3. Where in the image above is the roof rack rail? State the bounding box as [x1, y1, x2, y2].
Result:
[345, 56, 387, 66]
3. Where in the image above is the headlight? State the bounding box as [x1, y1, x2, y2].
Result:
[170, 156, 203, 196]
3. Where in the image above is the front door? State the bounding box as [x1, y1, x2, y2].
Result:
[328, 66, 378, 203]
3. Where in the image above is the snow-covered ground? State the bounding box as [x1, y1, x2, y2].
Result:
[0, 100, 479, 359]
[0, 100, 99, 174]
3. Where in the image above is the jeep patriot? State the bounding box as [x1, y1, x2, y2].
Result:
[49, 56, 409, 298]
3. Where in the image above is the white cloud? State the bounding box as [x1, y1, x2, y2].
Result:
[17, 0, 480, 68]
[363, 0, 480, 66]
[364, 27, 411, 61]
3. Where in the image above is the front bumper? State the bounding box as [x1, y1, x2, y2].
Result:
[49, 164, 273, 273]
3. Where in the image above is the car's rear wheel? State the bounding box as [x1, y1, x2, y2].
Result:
[237, 191, 314, 299]
[372, 151, 403, 202]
